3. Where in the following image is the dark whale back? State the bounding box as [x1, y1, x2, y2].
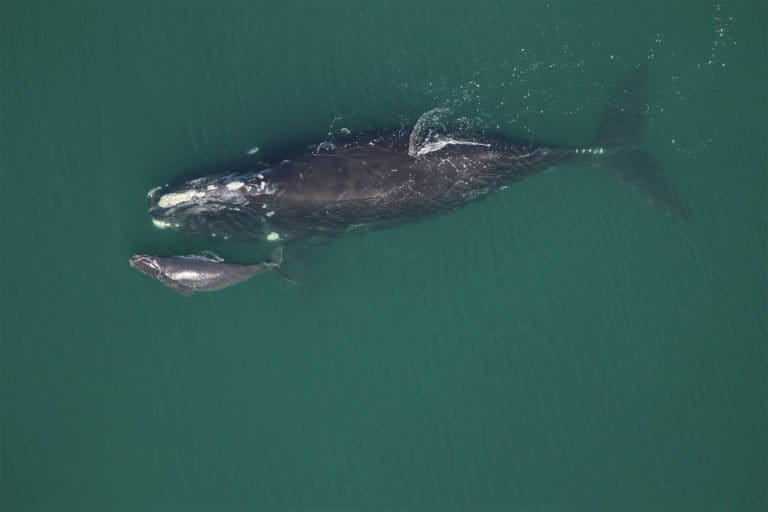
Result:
[147, 128, 575, 242]
[146, 68, 691, 244]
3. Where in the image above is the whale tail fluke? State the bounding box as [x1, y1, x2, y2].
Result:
[592, 66, 692, 220]
[266, 246, 298, 285]
[270, 246, 285, 265]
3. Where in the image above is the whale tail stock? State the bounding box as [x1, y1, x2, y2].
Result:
[590, 66, 692, 220]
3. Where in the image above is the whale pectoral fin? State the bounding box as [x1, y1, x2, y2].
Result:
[172, 284, 196, 296]
[157, 275, 196, 296]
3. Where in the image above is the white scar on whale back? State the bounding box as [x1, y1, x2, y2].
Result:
[414, 137, 491, 157]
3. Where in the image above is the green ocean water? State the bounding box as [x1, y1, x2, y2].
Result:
[1, 1, 766, 509]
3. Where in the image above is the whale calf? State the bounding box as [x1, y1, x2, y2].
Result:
[129, 249, 289, 295]
[146, 67, 690, 248]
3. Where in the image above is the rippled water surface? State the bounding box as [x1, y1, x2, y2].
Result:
[1, 1, 765, 509]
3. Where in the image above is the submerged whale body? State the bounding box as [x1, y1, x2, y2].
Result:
[147, 68, 690, 249]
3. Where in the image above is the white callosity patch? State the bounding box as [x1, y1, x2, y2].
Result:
[149, 169, 282, 236]
[131, 256, 161, 273]
[152, 218, 176, 229]
[266, 232, 280, 241]
[157, 189, 208, 208]
[146, 186, 163, 198]
[155, 173, 276, 212]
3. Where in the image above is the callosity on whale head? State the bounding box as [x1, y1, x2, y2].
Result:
[129, 254, 164, 279]
[147, 170, 278, 238]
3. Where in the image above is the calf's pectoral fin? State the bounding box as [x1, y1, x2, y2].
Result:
[157, 274, 196, 296]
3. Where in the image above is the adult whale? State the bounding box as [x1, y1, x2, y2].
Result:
[147, 68, 690, 246]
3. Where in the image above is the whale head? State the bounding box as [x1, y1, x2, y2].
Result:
[147, 171, 277, 238]
[129, 254, 165, 278]
[147, 176, 226, 233]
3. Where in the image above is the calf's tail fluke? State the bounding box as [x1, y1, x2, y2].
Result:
[592, 66, 692, 220]
[267, 246, 298, 285]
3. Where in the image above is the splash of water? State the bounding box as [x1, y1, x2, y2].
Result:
[407, 107, 451, 156]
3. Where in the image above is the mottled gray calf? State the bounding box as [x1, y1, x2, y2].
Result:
[129, 249, 290, 296]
